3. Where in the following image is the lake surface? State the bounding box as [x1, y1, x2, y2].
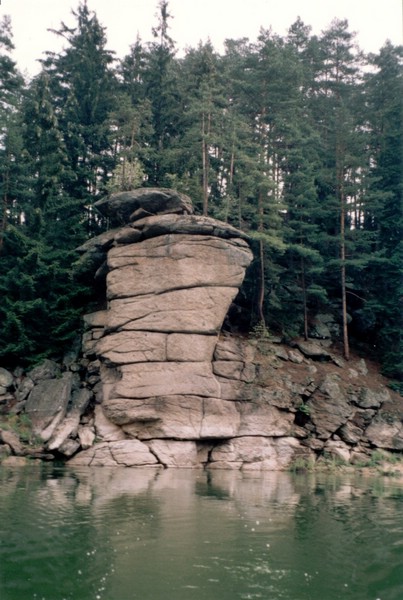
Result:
[0, 465, 402, 600]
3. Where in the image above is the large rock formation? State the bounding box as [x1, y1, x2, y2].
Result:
[1, 188, 402, 470]
[74, 187, 276, 467]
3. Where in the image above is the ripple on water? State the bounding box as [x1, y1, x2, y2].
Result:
[0, 468, 402, 600]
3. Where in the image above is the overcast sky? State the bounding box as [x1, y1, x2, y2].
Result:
[1, 0, 402, 77]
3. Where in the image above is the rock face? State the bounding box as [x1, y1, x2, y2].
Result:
[74, 187, 285, 468]
[1, 188, 401, 470]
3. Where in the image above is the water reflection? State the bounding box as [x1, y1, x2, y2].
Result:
[0, 465, 402, 600]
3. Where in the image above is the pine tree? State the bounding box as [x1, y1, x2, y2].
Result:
[0, 72, 90, 367]
[311, 20, 364, 358]
[41, 1, 117, 221]
[0, 15, 25, 252]
[361, 43, 403, 378]
[142, 1, 181, 185]
[174, 42, 229, 215]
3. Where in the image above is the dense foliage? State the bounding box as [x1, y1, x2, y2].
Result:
[0, 1, 401, 379]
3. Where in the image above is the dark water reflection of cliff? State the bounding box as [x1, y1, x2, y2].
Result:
[0, 465, 402, 600]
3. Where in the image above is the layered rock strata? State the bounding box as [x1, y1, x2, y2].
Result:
[75, 187, 281, 468]
[68, 188, 401, 469]
[2, 188, 401, 470]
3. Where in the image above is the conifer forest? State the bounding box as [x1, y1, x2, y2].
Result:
[0, 1, 402, 382]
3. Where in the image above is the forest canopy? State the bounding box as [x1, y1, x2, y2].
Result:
[0, 1, 402, 381]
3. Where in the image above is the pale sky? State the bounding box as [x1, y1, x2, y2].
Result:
[1, 0, 402, 77]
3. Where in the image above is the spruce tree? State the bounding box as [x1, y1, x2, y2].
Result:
[0, 15, 25, 252]
[142, 1, 181, 185]
[361, 43, 403, 378]
[41, 1, 117, 224]
[311, 20, 364, 358]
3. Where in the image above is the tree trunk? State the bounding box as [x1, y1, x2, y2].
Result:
[340, 196, 350, 360]
[0, 169, 10, 255]
[337, 143, 350, 360]
[202, 112, 209, 216]
[257, 190, 266, 325]
[301, 256, 309, 340]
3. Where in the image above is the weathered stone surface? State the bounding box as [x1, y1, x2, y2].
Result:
[146, 440, 203, 468]
[28, 359, 61, 382]
[98, 364, 121, 406]
[77, 425, 95, 449]
[76, 228, 118, 254]
[107, 287, 238, 334]
[47, 417, 80, 451]
[113, 226, 142, 245]
[216, 377, 257, 401]
[209, 436, 309, 470]
[213, 360, 244, 380]
[131, 213, 250, 241]
[339, 421, 364, 444]
[70, 186, 403, 470]
[254, 363, 281, 386]
[200, 399, 241, 438]
[238, 403, 294, 437]
[106, 235, 252, 298]
[94, 188, 194, 224]
[83, 311, 108, 329]
[71, 388, 92, 414]
[323, 439, 351, 462]
[355, 387, 390, 409]
[309, 375, 353, 439]
[69, 440, 159, 467]
[94, 405, 126, 442]
[25, 372, 73, 436]
[304, 437, 325, 451]
[0, 368, 13, 389]
[288, 349, 304, 364]
[82, 332, 98, 357]
[349, 408, 376, 429]
[109, 231, 212, 265]
[96, 331, 217, 365]
[166, 333, 218, 362]
[365, 417, 403, 450]
[257, 386, 296, 411]
[109, 439, 160, 466]
[0, 428, 24, 455]
[58, 438, 80, 457]
[96, 331, 167, 364]
[47, 388, 92, 451]
[214, 336, 256, 362]
[114, 362, 220, 399]
[240, 363, 257, 383]
[87, 360, 101, 376]
[73, 190, 254, 468]
[350, 449, 371, 464]
[117, 396, 241, 440]
[212, 360, 256, 383]
[117, 395, 203, 437]
[272, 346, 289, 361]
[332, 356, 346, 368]
[295, 341, 331, 361]
[74, 230, 118, 275]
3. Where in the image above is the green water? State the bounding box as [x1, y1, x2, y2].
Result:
[0, 466, 402, 600]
